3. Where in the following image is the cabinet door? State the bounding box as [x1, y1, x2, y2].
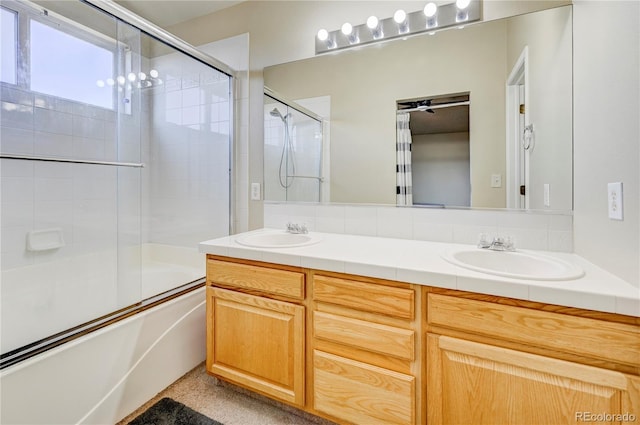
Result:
[314, 350, 415, 425]
[427, 334, 640, 424]
[206, 287, 305, 406]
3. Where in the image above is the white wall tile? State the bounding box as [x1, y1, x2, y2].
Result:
[182, 87, 201, 107]
[345, 205, 377, 236]
[34, 131, 73, 157]
[376, 206, 413, 239]
[263, 204, 574, 252]
[2, 177, 34, 202]
[34, 108, 72, 135]
[315, 204, 345, 234]
[1, 126, 35, 154]
[2, 102, 33, 131]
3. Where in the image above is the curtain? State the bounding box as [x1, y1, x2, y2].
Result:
[396, 112, 413, 206]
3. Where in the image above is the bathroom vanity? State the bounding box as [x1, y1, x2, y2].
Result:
[201, 230, 640, 425]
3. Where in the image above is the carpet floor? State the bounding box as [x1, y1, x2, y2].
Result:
[117, 363, 336, 425]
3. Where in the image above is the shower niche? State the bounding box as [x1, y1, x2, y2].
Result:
[397, 93, 470, 207]
[263, 91, 325, 202]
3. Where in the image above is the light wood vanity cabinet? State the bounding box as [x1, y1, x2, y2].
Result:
[205, 255, 639, 424]
[311, 273, 418, 425]
[426, 289, 640, 424]
[205, 256, 306, 406]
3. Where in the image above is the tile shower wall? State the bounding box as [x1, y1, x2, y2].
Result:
[0, 85, 134, 350]
[264, 202, 573, 252]
[1, 84, 126, 270]
[146, 53, 231, 246]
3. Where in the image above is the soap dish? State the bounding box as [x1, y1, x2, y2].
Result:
[26, 228, 65, 251]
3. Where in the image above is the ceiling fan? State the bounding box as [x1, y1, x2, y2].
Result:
[397, 99, 435, 113]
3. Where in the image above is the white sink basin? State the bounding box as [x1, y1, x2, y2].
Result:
[235, 231, 322, 248]
[443, 249, 584, 281]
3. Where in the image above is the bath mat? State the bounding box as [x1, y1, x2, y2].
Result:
[127, 397, 223, 425]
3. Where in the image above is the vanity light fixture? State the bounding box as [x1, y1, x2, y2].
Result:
[456, 0, 471, 22]
[341, 22, 359, 44]
[315, 0, 480, 54]
[424, 2, 438, 29]
[367, 15, 383, 39]
[394, 9, 409, 34]
[317, 28, 336, 49]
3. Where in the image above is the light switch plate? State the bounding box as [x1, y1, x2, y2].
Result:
[491, 174, 502, 188]
[543, 184, 550, 207]
[251, 182, 261, 201]
[607, 182, 623, 220]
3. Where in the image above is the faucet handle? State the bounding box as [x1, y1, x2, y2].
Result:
[477, 233, 491, 249]
[504, 236, 515, 251]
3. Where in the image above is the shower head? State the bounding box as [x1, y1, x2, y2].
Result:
[270, 107, 291, 122]
[270, 108, 284, 120]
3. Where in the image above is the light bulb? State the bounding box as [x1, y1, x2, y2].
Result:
[393, 9, 407, 24]
[139, 72, 147, 81]
[117, 75, 125, 85]
[424, 2, 437, 18]
[317, 29, 329, 41]
[149, 69, 159, 78]
[106, 78, 115, 86]
[456, 0, 471, 9]
[366, 16, 379, 29]
[127, 72, 136, 82]
[341, 22, 353, 36]
[96, 80, 105, 88]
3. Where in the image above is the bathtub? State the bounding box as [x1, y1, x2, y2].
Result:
[0, 244, 207, 424]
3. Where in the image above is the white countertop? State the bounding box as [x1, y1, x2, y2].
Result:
[200, 228, 640, 317]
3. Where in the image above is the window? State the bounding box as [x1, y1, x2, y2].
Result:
[30, 20, 114, 109]
[1, 7, 17, 84]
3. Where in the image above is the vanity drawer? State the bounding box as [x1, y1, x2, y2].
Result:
[207, 258, 304, 300]
[313, 350, 415, 425]
[314, 311, 415, 361]
[427, 293, 640, 367]
[313, 274, 414, 319]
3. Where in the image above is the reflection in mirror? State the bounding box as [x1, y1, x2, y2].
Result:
[396, 93, 471, 207]
[264, 5, 573, 211]
[263, 92, 325, 202]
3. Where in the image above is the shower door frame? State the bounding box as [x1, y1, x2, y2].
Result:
[263, 87, 325, 202]
[1, 0, 236, 369]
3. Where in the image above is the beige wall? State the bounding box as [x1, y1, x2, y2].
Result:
[412, 132, 471, 206]
[573, 0, 639, 287]
[264, 21, 507, 205]
[168, 1, 568, 224]
[169, 1, 639, 286]
[506, 6, 573, 211]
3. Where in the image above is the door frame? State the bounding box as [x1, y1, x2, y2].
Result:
[506, 46, 531, 209]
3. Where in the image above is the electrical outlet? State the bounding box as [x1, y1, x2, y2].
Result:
[251, 182, 261, 201]
[607, 182, 623, 220]
[491, 174, 502, 188]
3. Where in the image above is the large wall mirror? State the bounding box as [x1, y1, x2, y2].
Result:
[264, 5, 573, 211]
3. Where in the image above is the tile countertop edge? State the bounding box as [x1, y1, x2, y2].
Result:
[199, 229, 640, 318]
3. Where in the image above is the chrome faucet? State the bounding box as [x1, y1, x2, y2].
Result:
[286, 222, 308, 234]
[478, 234, 515, 251]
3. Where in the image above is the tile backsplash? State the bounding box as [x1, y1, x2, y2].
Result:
[264, 202, 573, 252]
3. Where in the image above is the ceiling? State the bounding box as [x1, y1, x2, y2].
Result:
[114, 0, 245, 28]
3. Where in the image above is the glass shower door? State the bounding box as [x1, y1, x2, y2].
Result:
[0, 0, 142, 355]
[263, 94, 323, 202]
[0, 0, 232, 366]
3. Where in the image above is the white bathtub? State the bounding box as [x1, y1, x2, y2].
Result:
[0, 243, 207, 424]
[1, 287, 206, 424]
[1, 244, 204, 353]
